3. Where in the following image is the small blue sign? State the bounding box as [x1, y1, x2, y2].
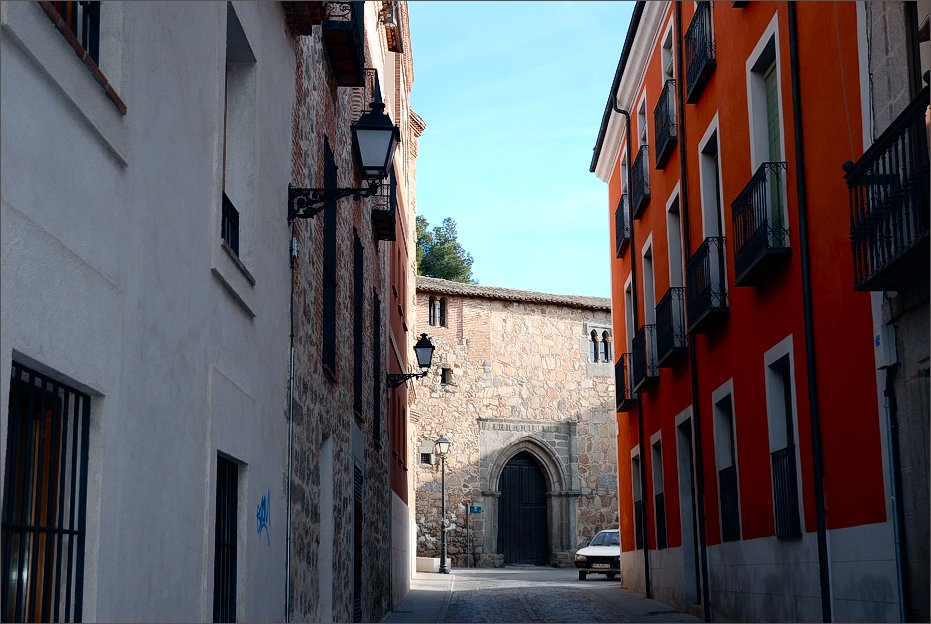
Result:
[469, 505, 482, 513]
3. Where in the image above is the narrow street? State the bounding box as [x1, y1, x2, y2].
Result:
[384, 568, 700, 624]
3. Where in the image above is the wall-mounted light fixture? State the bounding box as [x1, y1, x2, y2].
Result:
[386, 333, 435, 389]
[288, 75, 400, 224]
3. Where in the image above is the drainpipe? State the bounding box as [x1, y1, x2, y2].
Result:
[613, 101, 652, 599]
[285, 232, 298, 622]
[673, 3, 712, 620]
[787, 5, 833, 621]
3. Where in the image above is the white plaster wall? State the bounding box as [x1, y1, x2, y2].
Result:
[391, 492, 412, 607]
[0, 1, 293, 620]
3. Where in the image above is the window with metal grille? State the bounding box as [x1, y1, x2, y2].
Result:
[221, 193, 240, 255]
[322, 138, 337, 378]
[420, 453, 432, 465]
[631, 453, 644, 550]
[213, 456, 238, 623]
[372, 290, 382, 442]
[428, 297, 436, 326]
[353, 232, 364, 422]
[767, 355, 801, 538]
[2, 363, 90, 623]
[652, 440, 667, 550]
[714, 394, 741, 542]
[51, 1, 101, 64]
[352, 465, 364, 623]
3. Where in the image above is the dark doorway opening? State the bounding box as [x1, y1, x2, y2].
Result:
[498, 451, 548, 565]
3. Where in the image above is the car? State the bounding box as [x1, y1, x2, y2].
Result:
[574, 529, 620, 580]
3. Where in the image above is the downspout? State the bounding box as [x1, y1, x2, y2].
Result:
[612, 101, 652, 599]
[285, 233, 298, 622]
[787, 5, 833, 621]
[674, 3, 712, 620]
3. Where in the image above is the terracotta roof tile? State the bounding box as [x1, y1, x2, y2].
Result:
[416, 276, 611, 311]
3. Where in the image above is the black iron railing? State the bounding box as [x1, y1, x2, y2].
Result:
[732, 162, 791, 286]
[655, 287, 687, 367]
[655, 492, 667, 550]
[685, 1, 715, 102]
[654, 79, 677, 169]
[372, 170, 397, 241]
[221, 193, 240, 255]
[615, 194, 632, 257]
[719, 464, 740, 542]
[631, 145, 651, 219]
[686, 237, 728, 333]
[772, 445, 801, 538]
[322, 1, 366, 87]
[631, 324, 659, 392]
[634, 499, 645, 550]
[847, 85, 930, 291]
[615, 354, 637, 412]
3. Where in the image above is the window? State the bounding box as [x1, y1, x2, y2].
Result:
[765, 340, 801, 538]
[637, 95, 648, 146]
[642, 240, 656, 325]
[662, 22, 675, 81]
[666, 192, 684, 288]
[589, 330, 599, 362]
[428, 296, 436, 326]
[353, 233, 364, 422]
[631, 450, 644, 550]
[439, 297, 447, 327]
[699, 126, 724, 239]
[713, 387, 740, 542]
[441, 368, 452, 385]
[213, 455, 239, 623]
[53, 1, 101, 64]
[652, 438, 667, 550]
[372, 290, 382, 442]
[600, 331, 611, 362]
[624, 278, 635, 356]
[420, 453, 432, 465]
[221, 3, 257, 261]
[322, 138, 337, 378]
[2, 363, 90, 623]
[352, 464, 364, 623]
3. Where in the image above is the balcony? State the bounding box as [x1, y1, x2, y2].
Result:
[615, 194, 631, 257]
[372, 172, 397, 241]
[655, 287, 687, 367]
[322, 2, 365, 87]
[732, 162, 791, 286]
[631, 145, 651, 219]
[631, 324, 659, 393]
[685, 1, 715, 103]
[686, 237, 728, 334]
[846, 85, 929, 291]
[654, 79, 677, 169]
[615, 354, 637, 412]
[772, 445, 802, 539]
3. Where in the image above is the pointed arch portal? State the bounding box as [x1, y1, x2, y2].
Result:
[498, 452, 548, 564]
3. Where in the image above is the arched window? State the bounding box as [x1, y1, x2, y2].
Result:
[601, 331, 611, 362]
[439, 297, 447, 327]
[428, 296, 436, 326]
[590, 330, 599, 362]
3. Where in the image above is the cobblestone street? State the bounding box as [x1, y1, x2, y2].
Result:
[383, 567, 701, 623]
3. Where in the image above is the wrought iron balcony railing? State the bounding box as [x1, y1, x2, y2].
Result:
[631, 324, 659, 393]
[655, 492, 667, 550]
[846, 84, 929, 291]
[719, 464, 740, 542]
[322, 1, 366, 87]
[634, 498, 645, 550]
[371, 171, 397, 241]
[732, 161, 791, 286]
[685, 1, 715, 103]
[615, 354, 637, 412]
[686, 237, 728, 333]
[772, 445, 802, 539]
[615, 194, 632, 258]
[655, 287, 687, 367]
[654, 79, 677, 169]
[631, 145, 651, 219]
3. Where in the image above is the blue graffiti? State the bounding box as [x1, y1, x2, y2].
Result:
[256, 489, 270, 546]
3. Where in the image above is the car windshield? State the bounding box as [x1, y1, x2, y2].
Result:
[590, 531, 619, 547]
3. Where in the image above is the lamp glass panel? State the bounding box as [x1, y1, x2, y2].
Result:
[355, 127, 395, 177]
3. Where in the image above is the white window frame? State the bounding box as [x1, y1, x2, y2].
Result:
[763, 335, 805, 524]
[641, 233, 656, 325]
[711, 378, 741, 541]
[697, 112, 724, 240]
[744, 13, 787, 172]
[665, 183, 684, 288]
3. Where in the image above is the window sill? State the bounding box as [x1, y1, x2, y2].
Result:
[212, 240, 256, 318]
[221, 240, 256, 286]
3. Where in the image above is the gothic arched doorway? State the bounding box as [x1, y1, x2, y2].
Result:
[498, 451, 548, 564]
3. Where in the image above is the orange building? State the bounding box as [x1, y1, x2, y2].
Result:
[590, 2, 917, 621]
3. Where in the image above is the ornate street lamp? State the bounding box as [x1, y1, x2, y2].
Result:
[386, 334, 435, 389]
[436, 435, 451, 574]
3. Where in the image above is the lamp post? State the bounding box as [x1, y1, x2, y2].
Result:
[436, 435, 450, 574]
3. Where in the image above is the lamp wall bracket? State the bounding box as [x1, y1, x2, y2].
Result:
[288, 180, 382, 224]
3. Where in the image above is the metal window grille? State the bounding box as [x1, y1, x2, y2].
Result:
[718, 464, 740, 542]
[631, 324, 658, 392]
[654, 79, 678, 168]
[732, 162, 790, 286]
[353, 233, 364, 422]
[420, 453, 432, 465]
[322, 139, 338, 377]
[655, 492, 667, 550]
[614, 354, 637, 412]
[52, 1, 101, 64]
[212, 456, 238, 623]
[771, 445, 801, 538]
[631, 145, 651, 219]
[372, 291, 382, 442]
[655, 287, 687, 366]
[428, 297, 436, 326]
[221, 193, 240, 256]
[686, 236, 728, 333]
[439, 298, 447, 327]
[2, 363, 90, 623]
[352, 465, 364, 623]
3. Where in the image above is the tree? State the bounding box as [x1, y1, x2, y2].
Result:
[416, 216, 475, 283]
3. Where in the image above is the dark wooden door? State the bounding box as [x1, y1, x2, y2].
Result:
[498, 452, 548, 564]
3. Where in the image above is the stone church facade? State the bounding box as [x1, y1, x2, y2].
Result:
[411, 277, 619, 568]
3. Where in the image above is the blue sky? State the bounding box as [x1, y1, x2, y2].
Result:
[407, 1, 634, 299]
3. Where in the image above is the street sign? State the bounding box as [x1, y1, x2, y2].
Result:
[469, 505, 482, 513]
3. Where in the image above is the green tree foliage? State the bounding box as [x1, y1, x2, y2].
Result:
[416, 216, 475, 283]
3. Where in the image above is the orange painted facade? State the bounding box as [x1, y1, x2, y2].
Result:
[593, 2, 901, 621]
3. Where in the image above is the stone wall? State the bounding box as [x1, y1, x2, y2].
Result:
[411, 280, 618, 568]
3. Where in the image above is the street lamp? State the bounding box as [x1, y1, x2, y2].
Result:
[386, 334, 435, 389]
[436, 435, 450, 574]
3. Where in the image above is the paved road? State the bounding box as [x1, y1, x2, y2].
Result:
[383, 567, 701, 623]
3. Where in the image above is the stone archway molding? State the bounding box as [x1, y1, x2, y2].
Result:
[486, 436, 568, 496]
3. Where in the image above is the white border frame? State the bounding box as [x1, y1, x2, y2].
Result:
[711, 378, 741, 541]
[665, 182, 684, 288]
[744, 12, 787, 171]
